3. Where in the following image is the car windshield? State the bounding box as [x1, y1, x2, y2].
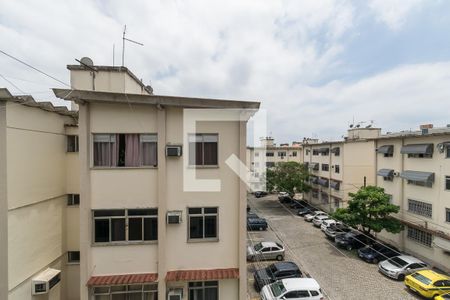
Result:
[411, 273, 432, 285]
[254, 243, 263, 251]
[269, 281, 286, 297]
[268, 264, 278, 274]
[388, 257, 408, 267]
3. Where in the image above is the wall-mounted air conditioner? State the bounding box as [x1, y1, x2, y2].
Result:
[168, 288, 183, 300]
[31, 268, 61, 295]
[167, 211, 182, 224]
[166, 145, 182, 157]
[393, 171, 400, 177]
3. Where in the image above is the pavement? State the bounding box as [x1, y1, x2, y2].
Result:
[246, 195, 424, 300]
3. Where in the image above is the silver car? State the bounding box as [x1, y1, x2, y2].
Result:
[304, 211, 327, 222]
[378, 255, 428, 280]
[247, 241, 285, 262]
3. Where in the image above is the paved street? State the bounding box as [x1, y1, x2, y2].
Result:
[247, 195, 422, 300]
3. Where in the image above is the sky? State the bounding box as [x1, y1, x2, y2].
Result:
[2, 0, 450, 144]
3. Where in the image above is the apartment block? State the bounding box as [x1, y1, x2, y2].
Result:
[375, 125, 450, 272]
[52, 63, 259, 300]
[0, 88, 80, 300]
[303, 128, 380, 211]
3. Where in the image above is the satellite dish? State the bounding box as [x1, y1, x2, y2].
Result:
[349, 124, 354, 128]
[145, 85, 154, 94]
[80, 57, 94, 67]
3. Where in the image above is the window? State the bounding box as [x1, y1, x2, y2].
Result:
[255, 162, 260, 168]
[292, 151, 297, 157]
[446, 208, 450, 223]
[312, 149, 319, 156]
[335, 165, 340, 174]
[266, 162, 275, 168]
[321, 164, 329, 171]
[446, 176, 450, 190]
[333, 147, 340, 156]
[408, 199, 432, 218]
[67, 251, 80, 263]
[255, 152, 259, 157]
[67, 194, 80, 206]
[334, 197, 340, 208]
[67, 135, 79, 152]
[189, 281, 218, 300]
[383, 176, 393, 182]
[188, 207, 218, 240]
[188, 134, 218, 166]
[93, 134, 157, 167]
[312, 191, 318, 198]
[384, 152, 393, 158]
[321, 193, 329, 204]
[278, 151, 286, 157]
[92, 284, 157, 300]
[408, 153, 432, 158]
[266, 152, 274, 157]
[407, 227, 432, 247]
[306, 149, 310, 155]
[320, 149, 330, 156]
[447, 146, 450, 158]
[407, 180, 432, 188]
[93, 209, 157, 244]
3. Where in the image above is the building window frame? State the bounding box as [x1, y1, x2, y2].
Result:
[407, 227, 432, 247]
[67, 194, 80, 206]
[67, 135, 79, 152]
[278, 151, 286, 157]
[408, 199, 432, 218]
[92, 284, 158, 299]
[266, 152, 274, 157]
[321, 164, 329, 172]
[188, 281, 218, 300]
[407, 153, 433, 158]
[446, 146, 450, 158]
[446, 176, 450, 191]
[188, 133, 219, 167]
[446, 208, 450, 223]
[312, 149, 319, 156]
[407, 180, 433, 188]
[292, 151, 297, 157]
[92, 209, 158, 245]
[187, 207, 218, 242]
[67, 251, 80, 264]
[334, 165, 340, 174]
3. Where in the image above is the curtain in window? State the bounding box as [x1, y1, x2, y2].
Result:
[205, 287, 218, 300]
[94, 142, 110, 166]
[203, 142, 217, 165]
[125, 134, 140, 167]
[142, 142, 157, 166]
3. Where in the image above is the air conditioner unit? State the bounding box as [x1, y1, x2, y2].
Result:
[32, 268, 61, 295]
[166, 145, 182, 157]
[393, 171, 400, 177]
[167, 211, 182, 224]
[168, 288, 183, 300]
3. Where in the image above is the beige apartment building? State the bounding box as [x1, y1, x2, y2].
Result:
[53, 63, 259, 300]
[375, 125, 450, 272]
[302, 128, 380, 212]
[0, 88, 80, 300]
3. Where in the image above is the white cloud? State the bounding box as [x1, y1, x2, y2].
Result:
[368, 0, 424, 30]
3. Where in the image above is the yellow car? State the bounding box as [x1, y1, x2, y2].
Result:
[435, 293, 450, 300]
[405, 270, 450, 299]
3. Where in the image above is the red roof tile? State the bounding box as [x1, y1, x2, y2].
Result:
[87, 273, 158, 286]
[165, 268, 239, 282]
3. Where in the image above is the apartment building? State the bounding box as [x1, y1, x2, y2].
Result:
[375, 125, 450, 272]
[53, 63, 259, 299]
[303, 128, 380, 212]
[0, 88, 80, 300]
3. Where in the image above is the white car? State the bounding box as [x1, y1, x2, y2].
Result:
[304, 211, 327, 222]
[260, 278, 323, 300]
[312, 215, 330, 227]
[320, 219, 339, 232]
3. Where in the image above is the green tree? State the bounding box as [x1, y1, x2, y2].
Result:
[332, 185, 403, 235]
[265, 162, 311, 196]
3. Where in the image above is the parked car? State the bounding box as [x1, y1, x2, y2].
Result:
[253, 261, 302, 292]
[260, 278, 323, 300]
[290, 200, 308, 209]
[357, 242, 400, 264]
[278, 192, 293, 203]
[335, 231, 375, 250]
[312, 215, 330, 227]
[324, 224, 353, 240]
[298, 206, 315, 216]
[254, 191, 268, 198]
[378, 255, 428, 280]
[320, 219, 340, 232]
[304, 211, 327, 222]
[247, 217, 268, 231]
[247, 211, 259, 219]
[436, 293, 450, 300]
[247, 205, 250, 212]
[404, 270, 450, 299]
[247, 241, 285, 262]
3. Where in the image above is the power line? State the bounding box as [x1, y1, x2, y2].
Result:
[0, 49, 71, 87]
[0, 74, 25, 93]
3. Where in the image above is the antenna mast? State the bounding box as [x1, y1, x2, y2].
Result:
[121, 25, 144, 67]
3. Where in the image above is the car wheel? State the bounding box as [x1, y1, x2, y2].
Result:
[372, 258, 378, 264]
[346, 245, 353, 251]
[276, 255, 283, 261]
[397, 274, 405, 281]
[259, 226, 264, 231]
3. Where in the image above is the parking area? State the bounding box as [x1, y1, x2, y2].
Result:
[247, 195, 422, 300]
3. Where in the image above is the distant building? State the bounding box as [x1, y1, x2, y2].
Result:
[375, 124, 450, 272]
[302, 127, 381, 211]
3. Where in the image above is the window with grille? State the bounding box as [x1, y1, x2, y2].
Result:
[408, 199, 432, 218]
[407, 227, 432, 247]
[188, 207, 218, 240]
[189, 281, 218, 300]
[67, 194, 80, 206]
[67, 251, 80, 263]
[335, 165, 340, 174]
[321, 164, 329, 171]
[67, 135, 79, 152]
[188, 134, 218, 166]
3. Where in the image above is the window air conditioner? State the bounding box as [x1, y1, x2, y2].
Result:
[393, 172, 400, 177]
[32, 268, 61, 295]
[167, 211, 182, 224]
[166, 145, 182, 157]
[168, 288, 183, 300]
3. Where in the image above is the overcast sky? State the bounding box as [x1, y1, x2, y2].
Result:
[2, 0, 450, 143]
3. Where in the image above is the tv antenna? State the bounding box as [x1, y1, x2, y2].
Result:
[121, 25, 144, 67]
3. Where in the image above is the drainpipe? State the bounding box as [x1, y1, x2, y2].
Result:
[400, 138, 405, 250]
